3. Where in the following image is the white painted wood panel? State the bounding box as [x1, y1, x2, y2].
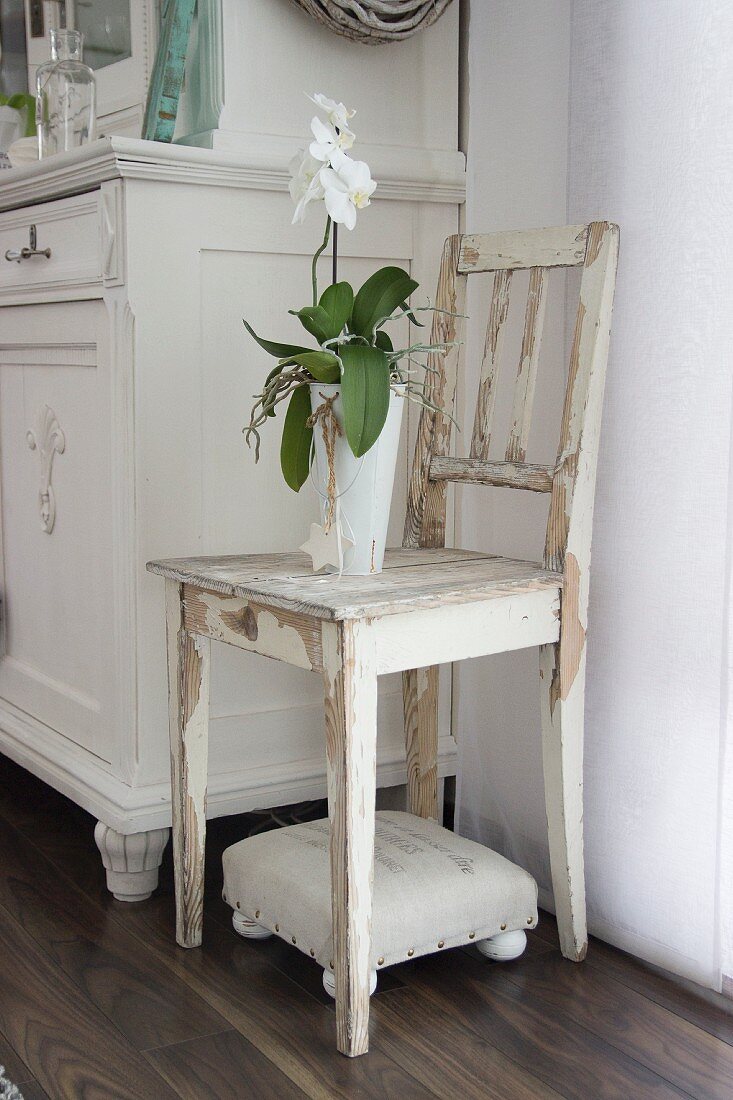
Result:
[0, 301, 115, 761]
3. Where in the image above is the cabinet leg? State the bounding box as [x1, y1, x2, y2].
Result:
[94, 822, 169, 902]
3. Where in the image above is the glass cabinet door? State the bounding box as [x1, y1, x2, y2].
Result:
[71, 0, 132, 70]
[31, 0, 154, 137]
[0, 0, 28, 95]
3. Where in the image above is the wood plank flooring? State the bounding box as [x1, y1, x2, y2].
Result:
[0, 753, 731, 1099]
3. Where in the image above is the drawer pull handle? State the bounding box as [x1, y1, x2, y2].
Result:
[5, 224, 52, 263]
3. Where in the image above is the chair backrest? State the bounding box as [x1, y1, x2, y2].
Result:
[403, 222, 619, 578]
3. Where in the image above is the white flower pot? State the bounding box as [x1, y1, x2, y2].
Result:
[0, 106, 22, 156]
[309, 382, 404, 575]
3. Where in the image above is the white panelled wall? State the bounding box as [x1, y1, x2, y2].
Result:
[457, 0, 733, 991]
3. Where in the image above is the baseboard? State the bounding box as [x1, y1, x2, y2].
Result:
[537, 887, 718, 989]
[0, 701, 457, 834]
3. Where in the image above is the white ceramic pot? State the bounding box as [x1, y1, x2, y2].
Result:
[309, 382, 404, 575]
[0, 106, 22, 156]
[7, 136, 39, 168]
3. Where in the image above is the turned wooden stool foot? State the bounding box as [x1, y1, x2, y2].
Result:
[232, 911, 273, 939]
[476, 929, 527, 961]
[323, 968, 377, 999]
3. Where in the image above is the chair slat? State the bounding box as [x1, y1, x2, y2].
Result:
[430, 456, 553, 493]
[470, 269, 512, 460]
[459, 226, 589, 273]
[505, 267, 548, 463]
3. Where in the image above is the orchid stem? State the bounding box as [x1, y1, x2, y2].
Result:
[312, 215, 332, 306]
[332, 221, 338, 286]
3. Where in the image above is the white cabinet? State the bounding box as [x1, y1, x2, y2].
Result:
[0, 135, 463, 896]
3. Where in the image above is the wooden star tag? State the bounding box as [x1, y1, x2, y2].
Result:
[299, 522, 354, 573]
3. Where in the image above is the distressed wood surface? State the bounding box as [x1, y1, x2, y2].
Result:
[544, 222, 620, 574]
[540, 221, 620, 962]
[400, 220, 618, 966]
[165, 580, 211, 949]
[458, 226, 589, 273]
[182, 586, 322, 672]
[322, 619, 378, 1057]
[430, 456, 554, 492]
[149, 547, 488, 590]
[403, 235, 467, 549]
[148, 221, 619, 1004]
[142, 0, 197, 143]
[402, 666, 439, 819]
[506, 267, 548, 462]
[470, 268, 512, 460]
[149, 550, 560, 621]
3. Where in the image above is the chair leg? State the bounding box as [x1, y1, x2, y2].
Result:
[322, 619, 378, 1058]
[402, 665, 439, 820]
[165, 580, 211, 949]
[539, 638, 587, 962]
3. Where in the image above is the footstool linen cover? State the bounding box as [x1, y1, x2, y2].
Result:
[223, 811, 538, 970]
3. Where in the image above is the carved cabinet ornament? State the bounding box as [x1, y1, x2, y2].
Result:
[290, 0, 454, 43]
[26, 404, 66, 534]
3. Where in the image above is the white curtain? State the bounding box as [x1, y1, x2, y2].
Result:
[456, 0, 733, 988]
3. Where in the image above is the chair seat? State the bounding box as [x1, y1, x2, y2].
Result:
[147, 547, 562, 621]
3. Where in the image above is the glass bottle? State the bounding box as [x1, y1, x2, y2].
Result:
[36, 29, 96, 159]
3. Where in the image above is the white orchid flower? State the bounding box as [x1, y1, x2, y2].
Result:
[308, 92, 355, 132]
[288, 148, 325, 224]
[320, 149, 376, 231]
[309, 116, 355, 163]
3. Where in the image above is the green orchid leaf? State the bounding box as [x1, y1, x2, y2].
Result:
[340, 344, 391, 458]
[374, 329, 394, 353]
[290, 305, 333, 344]
[5, 93, 35, 137]
[319, 281, 354, 337]
[350, 266, 419, 338]
[285, 350, 340, 383]
[400, 300, 424, 327]
[243, 319, 311, 360]
[265, 363, 285, 386]
[280, 385, 313, 491]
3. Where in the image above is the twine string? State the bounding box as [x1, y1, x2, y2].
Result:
[307, 392, 342, 533]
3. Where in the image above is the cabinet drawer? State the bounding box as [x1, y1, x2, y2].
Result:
[0, 192, 103, 301]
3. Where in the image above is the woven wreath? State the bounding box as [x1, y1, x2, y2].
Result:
[290, 0, 454, 44]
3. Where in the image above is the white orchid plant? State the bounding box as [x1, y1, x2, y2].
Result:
[244, 93, 453, 491]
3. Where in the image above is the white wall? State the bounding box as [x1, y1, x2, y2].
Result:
[457, 0, 733, 990]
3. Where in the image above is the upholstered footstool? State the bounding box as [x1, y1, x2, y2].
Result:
[222, 810, 538, 993]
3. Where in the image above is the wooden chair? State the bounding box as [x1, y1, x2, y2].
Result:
[147, 220, 619, 1057]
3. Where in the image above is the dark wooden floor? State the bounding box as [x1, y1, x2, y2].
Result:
[1, 755, 732, 1099]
